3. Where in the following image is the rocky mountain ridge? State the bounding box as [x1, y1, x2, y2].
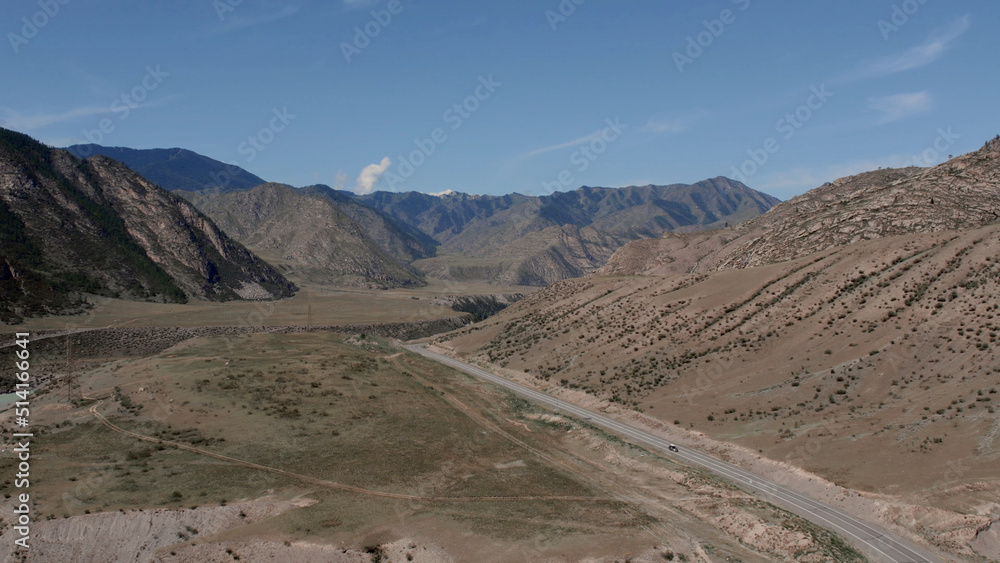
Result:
[362, 177, 779, 285]
[602, 137, 1000, 276]
[182, 183, 428, 289]
[0, 128, 295, 323]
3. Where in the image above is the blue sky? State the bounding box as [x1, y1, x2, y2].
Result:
[2, 0, 997, 199]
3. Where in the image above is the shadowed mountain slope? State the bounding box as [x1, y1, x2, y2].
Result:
[65, 144, 265, 193]
[0, 128, 295, 323]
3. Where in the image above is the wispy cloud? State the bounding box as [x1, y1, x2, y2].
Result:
[2, 94, 181, 134]
[0, 106, 108, 131]
[521, 130, 605, 159]
[214, 5, 300, 34]
[643, 112, 707, 134]
[843, 15, 970, 81]
[869, 92, 932, 124]
[645, 122, 685, 134]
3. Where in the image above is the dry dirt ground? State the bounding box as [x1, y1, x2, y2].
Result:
[438, 226, 1000, 562]
[0, 331, 868, 562]
[9, 278, 535, 333]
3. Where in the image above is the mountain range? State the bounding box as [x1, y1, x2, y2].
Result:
[0, 129, 295, 323]
[178, 177, 780, 287]
[55, 143, 781, 289]
[355, 178, 778, 285]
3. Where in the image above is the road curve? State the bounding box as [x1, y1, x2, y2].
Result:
[406, 344, 940, 563]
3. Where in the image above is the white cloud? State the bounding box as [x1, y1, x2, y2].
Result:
[1, 106, 108, 131]
[844, 15, 970, 81]
[214, 5, 300, 34]
[869, 91, 932, 124]
[355, 157, 391, 194]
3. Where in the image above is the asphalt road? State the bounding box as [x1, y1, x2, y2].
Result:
[406, 344, 939, 563]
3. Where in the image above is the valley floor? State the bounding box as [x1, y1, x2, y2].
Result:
[9, 279, 535, 332]
[1, 330, 870, 562]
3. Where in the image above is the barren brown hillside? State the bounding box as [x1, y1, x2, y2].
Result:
[440, 210, 1000, 559]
